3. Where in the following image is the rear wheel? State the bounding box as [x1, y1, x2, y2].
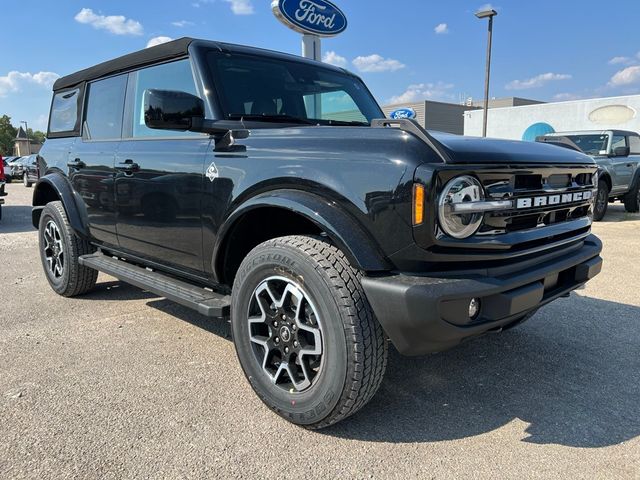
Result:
[231, 235, 387, 429]
[623, 181, 640, 213]
[23, 172, 32, 188]
[593, 180, 609, 221]
[38, 201, 97, 296]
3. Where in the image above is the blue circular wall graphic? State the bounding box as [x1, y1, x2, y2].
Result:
[522, 122, 555, 142]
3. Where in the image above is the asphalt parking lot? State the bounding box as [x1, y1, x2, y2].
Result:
[0, 181, 639, 479]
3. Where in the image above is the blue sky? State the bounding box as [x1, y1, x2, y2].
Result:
[2, 0, 640, 131]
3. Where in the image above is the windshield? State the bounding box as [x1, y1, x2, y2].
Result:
[564, 134, 609, 155]
[207, 51, 383, 126]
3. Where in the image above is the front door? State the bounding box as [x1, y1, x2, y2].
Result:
[114, 59, 211, 273]
[69, 74, 127, 247]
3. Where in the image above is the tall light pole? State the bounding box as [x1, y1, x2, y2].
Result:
[475, 8, 497, 137]
[20, 120, 30, 155]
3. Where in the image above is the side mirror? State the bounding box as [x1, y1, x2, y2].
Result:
[612, 146, 630, 157]
[144, 89, 205, 131]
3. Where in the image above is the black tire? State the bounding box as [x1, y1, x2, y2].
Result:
[231, 235, 387, 429]
[5, 176, 11, 184]
[38, 201, 98, 297]
[23, 172, 32, 188]
[623, 180, 640, 213]
[593, 180, 609, 221]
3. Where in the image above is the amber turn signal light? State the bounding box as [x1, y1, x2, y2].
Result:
[413, 183, 425, 225]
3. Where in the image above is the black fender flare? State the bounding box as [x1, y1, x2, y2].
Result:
[32, 173, 89, 237]
[213, 189, 391, 280]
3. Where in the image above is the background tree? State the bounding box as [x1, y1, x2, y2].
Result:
[27, 128, 46, 145]
[0, 115, 18, 156]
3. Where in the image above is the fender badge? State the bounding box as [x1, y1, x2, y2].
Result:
[206, 162, 219, 182]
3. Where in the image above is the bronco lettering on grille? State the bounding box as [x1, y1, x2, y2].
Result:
[515, 190, 592, 209]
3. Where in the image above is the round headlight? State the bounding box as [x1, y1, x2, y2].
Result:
[438, 175, 485, 239]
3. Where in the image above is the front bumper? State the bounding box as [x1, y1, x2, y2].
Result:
[361, 235, 603, 355]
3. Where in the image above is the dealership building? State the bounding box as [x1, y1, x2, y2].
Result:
[463, 94, 640, 140]
[382, 94, 640, 141]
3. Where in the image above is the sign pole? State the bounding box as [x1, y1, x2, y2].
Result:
[302, 34, 322, 118]
[301, 34, 321, 61]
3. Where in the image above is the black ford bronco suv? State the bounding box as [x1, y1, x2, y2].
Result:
[33, 38, 603, 428]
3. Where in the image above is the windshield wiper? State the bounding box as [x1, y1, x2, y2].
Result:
[323, 119, 370, 126]
[227, 113, 315, 125]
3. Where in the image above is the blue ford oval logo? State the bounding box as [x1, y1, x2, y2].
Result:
[271, 0, 347, 37]
[389, 107, 416, 120]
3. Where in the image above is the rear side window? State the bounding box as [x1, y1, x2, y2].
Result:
[628, 135, 640, 154]
[126, 59, 201, 138]
[49, 88, 81, 134]
[84, 75, 127, 140]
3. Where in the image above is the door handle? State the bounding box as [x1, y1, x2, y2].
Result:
[67, 158, 85, 169]
[627, 163, 633, 167]
[115, 159, 140, 174]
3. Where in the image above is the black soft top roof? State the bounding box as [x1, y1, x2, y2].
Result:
[53, 37, 195, 91]
[53, 37, 351, 92]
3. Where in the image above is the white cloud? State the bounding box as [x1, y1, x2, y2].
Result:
[352, 54, 405, 73]
[146, 36, 173, 48]
[223, 0, 254, 15]
[171, 20, 194, 27]
[505, 72, 571, 90]
[477, 3, 496, 12]
[0, 71, 60, 97]
[388, 82, 455, 104]
[553, 93, 582, 101]
[74, 8, 143, 36]
[609, 66, 640, 87]
[322, 51, 348, 68]
[434, 23, 449, 34]
[609, 56, 633, 66]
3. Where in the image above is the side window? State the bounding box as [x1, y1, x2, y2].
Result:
[128, 59, 201, 138]
[84, 75, 127, 140]
[628, 135, 640, 154]
[49, 88, 80, 134]
[611, 134, 627, 151]
[303, 90, 368, 123]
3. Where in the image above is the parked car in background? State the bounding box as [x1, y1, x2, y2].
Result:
[3, 156, 21, 183]
[537, 130, 640, 220]
[2, 156, 14, 184]
[0, 156, 6, 220]
[12, 154, 39, 187]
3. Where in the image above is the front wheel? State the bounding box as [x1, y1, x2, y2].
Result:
[231, 235, 387, 429]
[623, 181, 640, 213]
[593, 180, 609, 221]
[38, 201, 97, 296]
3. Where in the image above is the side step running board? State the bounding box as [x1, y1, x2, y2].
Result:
[79, 252, 230, 318]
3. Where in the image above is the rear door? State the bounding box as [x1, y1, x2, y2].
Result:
[114, 59, 211, 274]
[69, 74, 127, 247]
[609, 134, 633, 193]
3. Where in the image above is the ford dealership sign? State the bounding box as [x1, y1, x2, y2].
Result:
[389, 107, 417, 120]
[271, 0, 347, 37]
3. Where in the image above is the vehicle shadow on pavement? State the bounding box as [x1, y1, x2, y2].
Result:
[322, 295, 640, 448]
[0, 206, 35, 233]
[146, 298, 232, 339]
[598, 204, 640, 223]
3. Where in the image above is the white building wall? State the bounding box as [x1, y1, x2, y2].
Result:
[464, 95, 640, 140]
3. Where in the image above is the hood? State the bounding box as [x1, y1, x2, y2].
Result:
[430, 132, 596, 166]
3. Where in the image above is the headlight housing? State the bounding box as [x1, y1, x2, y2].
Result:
[438, 175, 485, 239]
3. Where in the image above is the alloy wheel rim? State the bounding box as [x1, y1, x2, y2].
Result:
[247, 276, 323, 392]
[43, 220, 65, 279]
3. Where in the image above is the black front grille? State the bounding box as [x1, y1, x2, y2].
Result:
[429, 165, 597, 265]
[479, 167, 596, 235]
